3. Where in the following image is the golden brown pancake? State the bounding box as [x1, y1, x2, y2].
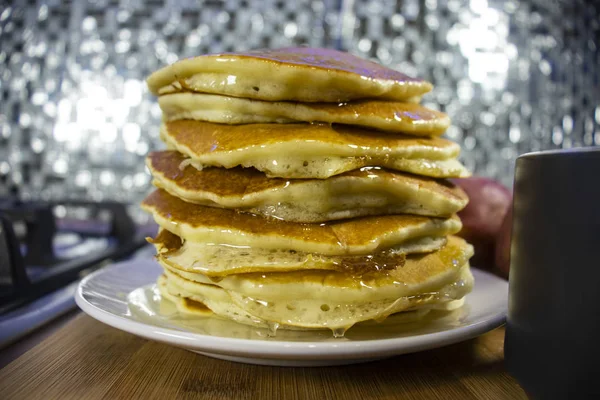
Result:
[158, 267, 471, 330]
[147, 151, 468, 222]
[161, 121, 470, 179]
[156, 236, 474, 330]
[160, 235, 473, 297]
[158, 93, 450, 136]
[156, 278, 444, 332]
[150, 229, 452, 277]
[141, 189, 463, 255]
[147, 47, 432, 102]
[142, 47, 474, 334]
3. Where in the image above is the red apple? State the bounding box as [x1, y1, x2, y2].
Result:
[451, 177, 512, 275]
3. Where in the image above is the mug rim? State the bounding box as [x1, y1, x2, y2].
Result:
[519, 146, 600, 160]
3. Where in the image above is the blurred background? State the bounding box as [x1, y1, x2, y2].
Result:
[0, 0, 598, 347]
[0, 0, 598, 219]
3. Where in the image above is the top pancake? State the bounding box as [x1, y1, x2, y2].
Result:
[147, 47, 432, 102]
[158, 93, 450, 137]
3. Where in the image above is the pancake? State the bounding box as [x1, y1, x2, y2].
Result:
[141, 189, 463, 256]
[158, 266, 472, 331]
[151, 229, 448, 276]
[147, 151, 469, 222]
[156, 236, 474, 330]
[147, 47, 432, 102]
[142, 46, 474, 335]
[158, 235, 473, 299]
[156, 281, 446, 330]
[161, 121, 470, 179]
[158, 93, 450, 137]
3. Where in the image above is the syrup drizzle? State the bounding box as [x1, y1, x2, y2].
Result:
[332, 327, 349, 338]
[267, 322, 280, 337]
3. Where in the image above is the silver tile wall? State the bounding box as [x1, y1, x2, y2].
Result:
[0, 0, 598, 209]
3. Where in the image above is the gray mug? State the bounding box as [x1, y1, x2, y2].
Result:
[505, 147, 600, 399]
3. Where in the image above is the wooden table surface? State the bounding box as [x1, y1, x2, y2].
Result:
[0, 314, 526, 400]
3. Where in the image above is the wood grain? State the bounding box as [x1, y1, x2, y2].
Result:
[0, 314, 526, 400]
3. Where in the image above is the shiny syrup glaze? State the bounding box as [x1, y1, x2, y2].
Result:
[147, 150, 293, 195]
[142, 189, 459, 249]
[298, 100, 449, 129]
[151, 229, 408, 275]
[147, 151, 468, 202]
[160, 93, 449, 135]
[155, 237, 473, 338]
[147, 47, 435, 102]
[146, 229, 183, 255]
[161, 258, 472, 338]
[163, 120, 456, 156]
[328, 252, 406, 273]
[160, 47, 430, 84]
[154, 230, 471, 290]
[218, 47, 426, 82]
[182, 297, 212, 314]
[230, 235, 471, 288]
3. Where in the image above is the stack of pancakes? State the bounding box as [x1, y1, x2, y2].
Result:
[142, 48, 474, 335]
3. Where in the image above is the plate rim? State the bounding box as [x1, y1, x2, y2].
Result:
[75, 259, 507, 360]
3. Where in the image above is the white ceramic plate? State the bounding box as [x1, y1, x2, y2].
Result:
[75, 258, 508, 367]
